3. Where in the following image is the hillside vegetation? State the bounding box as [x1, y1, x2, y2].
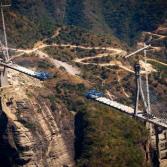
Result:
[1, 0, 167, 167]
[1, 0, 166, 46]
[75, 103, 149, 167]
[102, 0, 167, 44]
[42, 67, 149, 167]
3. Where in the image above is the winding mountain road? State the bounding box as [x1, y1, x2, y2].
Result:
[147, 58, 167, 67]
[6, 41, 164, 75]
[8, 43, 129, 74]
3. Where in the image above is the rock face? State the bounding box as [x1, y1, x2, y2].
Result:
[0, 69, 75, 167]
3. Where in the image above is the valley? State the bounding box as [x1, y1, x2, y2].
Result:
[0, 1, 167, 167]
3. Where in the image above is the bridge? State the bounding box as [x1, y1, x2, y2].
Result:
[0, 3, 53, 83]
[85, 38, 167, 166]
[0, 61, 54, 81]
[87, 95, 167, 128]
[1, 2, 167, 166]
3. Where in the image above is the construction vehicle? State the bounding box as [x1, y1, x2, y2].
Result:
[85, 89, 104, 99]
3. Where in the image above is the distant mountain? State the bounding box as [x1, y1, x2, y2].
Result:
[6, 0, 167, 45]
[0, 0, 166, 47]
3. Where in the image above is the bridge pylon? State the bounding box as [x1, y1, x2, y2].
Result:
[0, 2, 11, 87]
[134, 63, 150, 115]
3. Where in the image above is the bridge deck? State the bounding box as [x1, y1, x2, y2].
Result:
[93, 96, 167, 128]
[0, 61, 52, 80]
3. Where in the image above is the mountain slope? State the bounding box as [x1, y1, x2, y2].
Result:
[1, 0, 167, 48]
[0, 1, 167, 167]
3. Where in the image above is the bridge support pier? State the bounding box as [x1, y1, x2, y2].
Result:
[150, 126, 167, 167]
[0, 67, 8, 87]
[133, 63, 167, 166]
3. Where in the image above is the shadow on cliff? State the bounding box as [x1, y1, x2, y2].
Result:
[74, 111, 86, 160]
[0, 109, 30, 167]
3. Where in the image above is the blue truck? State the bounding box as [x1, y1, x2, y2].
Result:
[35, 71, 54, 81]
[85, 89, 104, 99]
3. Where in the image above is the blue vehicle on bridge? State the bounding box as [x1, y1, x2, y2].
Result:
[85, 89, 104, 99]
[0, 61, 54, 81]
[35, 71, 54, 81]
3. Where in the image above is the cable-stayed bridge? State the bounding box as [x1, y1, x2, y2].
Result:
[1, 2, 167, 166]
[87, 95, 167, 128]
[85, 40, 167, 166]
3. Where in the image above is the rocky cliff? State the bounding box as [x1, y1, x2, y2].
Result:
[0, 67, 75, 167]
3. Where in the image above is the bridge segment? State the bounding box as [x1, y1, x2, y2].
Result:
[88, 95, 167, 129]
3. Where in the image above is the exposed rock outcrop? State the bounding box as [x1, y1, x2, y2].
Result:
[0, 69, 75, 167]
